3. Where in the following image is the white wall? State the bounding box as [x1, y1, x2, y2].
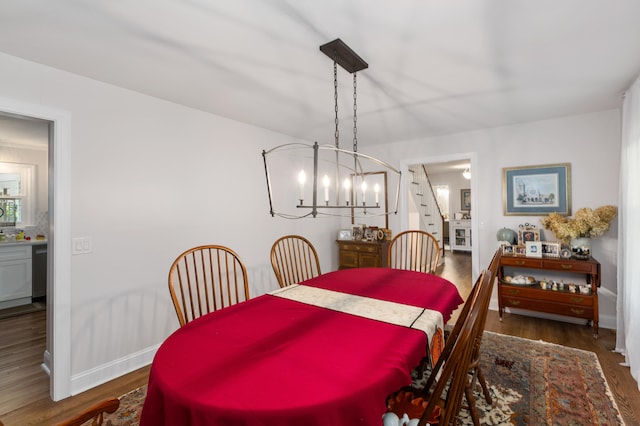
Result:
[367, 109, 621, 328]
[0, 52, 340, 394]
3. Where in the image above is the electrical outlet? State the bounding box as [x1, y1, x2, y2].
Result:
[72, 236, 93, 255]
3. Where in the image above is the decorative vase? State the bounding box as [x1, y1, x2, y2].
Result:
[570, 237, 591, 260]
[497, 227, 517, 245]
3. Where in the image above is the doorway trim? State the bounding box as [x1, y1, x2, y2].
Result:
[0, 96, 72, 400]
[399, 152, 480, 281]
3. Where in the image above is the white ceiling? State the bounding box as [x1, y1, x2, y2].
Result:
[1, 0, 640, 151]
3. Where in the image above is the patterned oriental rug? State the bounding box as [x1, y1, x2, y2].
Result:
[405, 331, 625, 425]
[106, 331, 624, 425]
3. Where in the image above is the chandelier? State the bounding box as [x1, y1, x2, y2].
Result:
[262, 39, 401, 219]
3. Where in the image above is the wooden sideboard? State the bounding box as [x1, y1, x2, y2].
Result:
[497, 255, 601, 337]
[337, 240, 389, 269]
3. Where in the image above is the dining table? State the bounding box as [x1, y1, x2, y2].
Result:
[140, 267, 463, 426]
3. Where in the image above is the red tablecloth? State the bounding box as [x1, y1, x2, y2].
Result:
[140, 269, 462, 426]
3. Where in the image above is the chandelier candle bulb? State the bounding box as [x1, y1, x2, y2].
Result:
[361, 181, 367, 205]
[323, 174, 330, 203]
[298, 170, 306, 203]
[343, 178, 351, 206]
[374, 183, 380, 205]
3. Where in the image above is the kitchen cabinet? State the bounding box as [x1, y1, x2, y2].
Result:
[450, 220, 471, 252]
[337, 240, 389, 269]
[0, 244, 32, 309]
[497, 255, 600, 337]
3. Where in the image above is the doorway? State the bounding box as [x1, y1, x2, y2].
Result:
[0, 112, 51, 402]
[399, 153, 479, 281]
[0, 98, 72, 401]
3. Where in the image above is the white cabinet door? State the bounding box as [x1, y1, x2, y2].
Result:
[0, 257, 32, 301]
[450, 220, 472, 252]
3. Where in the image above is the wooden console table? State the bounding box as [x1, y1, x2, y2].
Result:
[337, 240, 389, 269]
[497, 255, 601, 337]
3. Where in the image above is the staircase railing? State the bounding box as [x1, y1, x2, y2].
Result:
[407, 165, 446, 257]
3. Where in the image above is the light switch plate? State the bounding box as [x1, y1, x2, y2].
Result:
[72, 236, 93, 255]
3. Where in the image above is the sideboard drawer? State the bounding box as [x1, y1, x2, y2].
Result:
[501, 257, 543, 268]
[502, 296, 593, 320]
[340, 243, 378, 254]
[541, 260, 594, 273]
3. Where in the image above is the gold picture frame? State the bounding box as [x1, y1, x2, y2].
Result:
[518, 223, 540, 245]
[502, 163, 571, 216]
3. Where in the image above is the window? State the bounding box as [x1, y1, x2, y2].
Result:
[0, 162, 35, 227]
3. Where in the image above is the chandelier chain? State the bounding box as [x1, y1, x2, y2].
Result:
[334, 57, 339, 149]
[353, 73, 358, 153]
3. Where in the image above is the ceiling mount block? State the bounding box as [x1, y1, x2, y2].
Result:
[319, 38, 368, 73]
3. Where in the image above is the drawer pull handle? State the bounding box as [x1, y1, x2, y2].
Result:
[570, 297, 585, 303]
[515, 260, 526, 266]
[507, 289, 520, 295]
[561, 264, 573, 270]
[508, 300, 521, 306]
[570, 308, 585, 315]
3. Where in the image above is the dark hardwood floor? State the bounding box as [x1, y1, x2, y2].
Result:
[1, 250, 638, 425]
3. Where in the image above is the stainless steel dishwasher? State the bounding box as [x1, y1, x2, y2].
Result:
[32, 244, 47, 300]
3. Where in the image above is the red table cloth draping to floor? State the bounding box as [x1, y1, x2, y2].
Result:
[140, 268, 463, 426]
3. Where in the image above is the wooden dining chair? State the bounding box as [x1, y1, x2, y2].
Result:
[270, 235, 321, 288]
[388, 230, 440, 274]
[395, 270, 489, 426]
[415, 267, 494, 425]
[55, 397, 120, 426]
[463, 247, 503, 421]
[168, 245, 250, 327]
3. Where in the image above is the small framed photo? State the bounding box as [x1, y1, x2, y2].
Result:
[502, 245, 515, 255]
[338, 229, 352, 240]
[514, 245, 526, 256]
[518, 223, 540, 245]
[352, 226, 364, 240]
[364, 227, 375, 241]
[542, 241, 560, 257]
[526, 241, 543, 258]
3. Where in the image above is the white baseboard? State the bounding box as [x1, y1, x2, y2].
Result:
[70, 344, 160, 396]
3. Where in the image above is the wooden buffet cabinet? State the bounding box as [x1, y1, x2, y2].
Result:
[497, 255, 601, 337]
[337, 240, 389, 269]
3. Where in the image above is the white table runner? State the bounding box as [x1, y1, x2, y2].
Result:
[269, 284, 443, 345]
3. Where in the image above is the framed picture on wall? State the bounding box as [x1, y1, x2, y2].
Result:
[460, 189, 471, 210]
[502, 163, 571, 216]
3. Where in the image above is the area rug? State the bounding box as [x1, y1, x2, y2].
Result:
[104, 385, 147, 425]
[106, 332, 625, 425]
[408, 331, 625, 425]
